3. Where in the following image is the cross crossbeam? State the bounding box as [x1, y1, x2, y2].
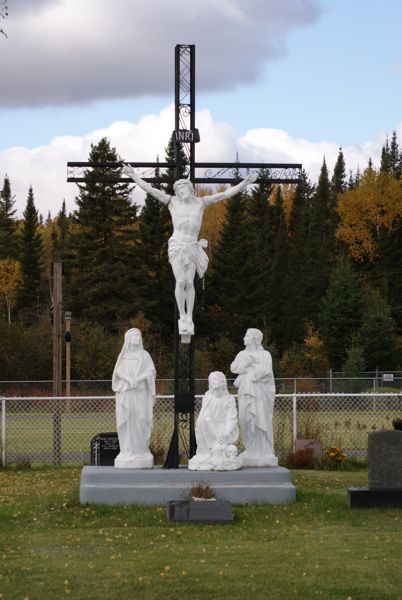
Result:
[67, 161, 301, 184]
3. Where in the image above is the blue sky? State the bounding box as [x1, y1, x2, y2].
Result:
[0, 0, 401, 216]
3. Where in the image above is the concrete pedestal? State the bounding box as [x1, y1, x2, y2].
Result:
[79, 465, 296, 506]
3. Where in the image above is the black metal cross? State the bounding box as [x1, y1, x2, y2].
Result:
[67, 44, 302, 469]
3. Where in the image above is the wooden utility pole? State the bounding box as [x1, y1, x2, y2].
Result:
[52, 262, 63, 465]
[65, 311, 72, 398]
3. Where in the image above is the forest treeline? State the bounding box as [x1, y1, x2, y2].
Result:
[1, 132, 402, 381]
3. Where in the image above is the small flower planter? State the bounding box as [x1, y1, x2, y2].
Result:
[166, 499, 233, 524]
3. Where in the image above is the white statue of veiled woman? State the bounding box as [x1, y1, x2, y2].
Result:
[188, 371, 242, 471]
[112, 328, 156, 469]
[230, 328, 278, 467]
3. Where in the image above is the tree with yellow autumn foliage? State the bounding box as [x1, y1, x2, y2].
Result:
[279, 321, 329, 379]
[336, 166, 402, 331]
[336, 168, 402, 261]
[0, 258, 23, 323]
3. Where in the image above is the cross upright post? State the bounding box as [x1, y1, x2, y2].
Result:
[165, 45, 197, 468]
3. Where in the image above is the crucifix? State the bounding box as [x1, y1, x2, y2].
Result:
[67, 44, 302, 468]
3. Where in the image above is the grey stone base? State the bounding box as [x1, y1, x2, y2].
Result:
[79, 465, 296, 506]
[347, 487, 402, 508]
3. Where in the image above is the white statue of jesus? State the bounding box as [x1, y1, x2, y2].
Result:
[230, 328, 278, 467]
[123, 164, 257, 338]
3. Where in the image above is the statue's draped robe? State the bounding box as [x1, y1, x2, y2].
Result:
[112, 350, 156, 462]
[231, 348, 276, 462]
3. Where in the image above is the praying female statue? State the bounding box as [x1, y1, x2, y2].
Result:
[112, 328, 156, 469]
[188, 371, 242, 471]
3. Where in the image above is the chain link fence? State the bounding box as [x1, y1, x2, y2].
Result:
[1, 392, 402, 466]
[2, 375, 402, 397]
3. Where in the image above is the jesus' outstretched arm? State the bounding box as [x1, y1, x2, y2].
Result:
[202, 172, 258, 207]
[123, 164, 170, 206]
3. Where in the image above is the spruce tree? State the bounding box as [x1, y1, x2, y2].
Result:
[0, 175, 19, 260]
[66, 138, 141, 330]
[331, 148, 348, 255]
[331, 148, 347, 196]
[343, 340, 365, 377]
[380, 134, 391, 174]
[318, 258, 365, 370]
[163, 136, 188, 194]
[137, 161, 173, 339]
[244, 169, 274, 327]
[359, 288, 397, 370]
[302, 158, 335, 322]
[284, 170, 314, 346]
[267, 186, 289, 352]
[18, 186, 44, 314]
[389, 131, 401, 179]
[51, 199, 70, 261]
[205, 170, 252, 344]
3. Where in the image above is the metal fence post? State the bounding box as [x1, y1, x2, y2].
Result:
[1, 399, 6, 467]
[292, 391, 297, 451]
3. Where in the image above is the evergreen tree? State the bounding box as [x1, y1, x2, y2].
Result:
[205, 170, 252, 344]
[18, 186, 44, 314]
[163, 136, 188, 195]
[267, 187, 289, 352]
[347, 170, 355, 190]
[66, 138, 141, 330]
[302, 158, 335, 322]
[51, 199, 69, 261]
[331, 148, 348, 255]
[343, 340, 365, 377]
[331, 147, 347, 196]
[380, 134, 391, 174]
[243, 169, 274, 328]
[359, 288, 398, 370]
[342, 339, 366, 391]
[0, 175, 19, 260]
[284, 170, 314, 346]
[389, 131, 401, 179]
[319, 258, 365, 369]
[137, 160, 173, 339]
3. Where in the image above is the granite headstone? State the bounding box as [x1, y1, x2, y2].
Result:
[368, 430, 402, 489]
[348, 429, 402, 507]
[91, 432, 120, 466]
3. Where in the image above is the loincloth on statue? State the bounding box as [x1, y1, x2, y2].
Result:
[168, 237, 209, 278]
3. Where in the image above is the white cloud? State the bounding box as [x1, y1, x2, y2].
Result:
[0, 104, 393, 219]
[0, 0, 321, 107]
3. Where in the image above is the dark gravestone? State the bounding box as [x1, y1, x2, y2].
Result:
[368, 430, 402, 489]
[348, 430, 402, 508]
[91, 432, 120, 466]
[167, 499, 233, 524]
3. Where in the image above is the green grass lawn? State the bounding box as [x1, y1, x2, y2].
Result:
[1, 467, 402, 599]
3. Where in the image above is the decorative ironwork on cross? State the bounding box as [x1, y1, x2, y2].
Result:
[67, 44, 302, 469]
[67, 45, 301, 186]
